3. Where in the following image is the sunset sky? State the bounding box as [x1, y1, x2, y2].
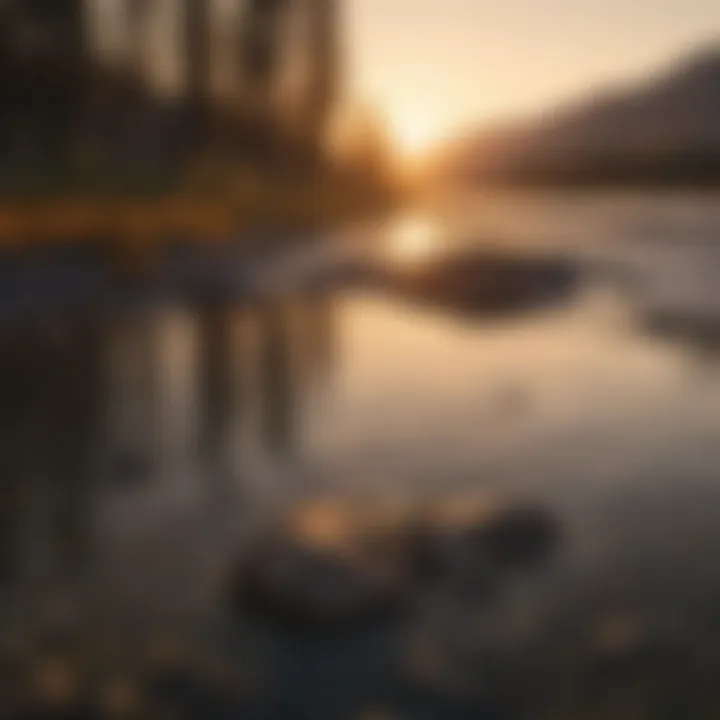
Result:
[346, 0, 718, 151]
[92, 0, 717, 155]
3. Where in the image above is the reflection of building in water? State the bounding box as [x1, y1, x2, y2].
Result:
[0, 315, 104, 579]
[260, 301, 298, 455]
[0, 289, 339, 581]
[197, 303, 238, 481]
[105, 308, 165, 482]
[279, 291, 337, 394]
[0, 0, 340, 184]
[303, 291, 337, 385]
[196, 298, 298, 470]
[193, 293, 337, 473]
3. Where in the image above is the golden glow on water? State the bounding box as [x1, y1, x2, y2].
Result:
[384, 213, 442, 265]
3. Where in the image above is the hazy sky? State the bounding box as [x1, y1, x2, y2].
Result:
[346, 0, 718, 148]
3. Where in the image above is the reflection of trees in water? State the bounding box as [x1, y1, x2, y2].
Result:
[258, 301, 295, 456]
[196, 292, 337, 467]
[309, 292, 337, 384]
[293, 291, 337, 388]
[0, 316, 104, 579]
[197, 304, 237, 478]
[0, 290, 338, 583]
[105, 309, 163, 482]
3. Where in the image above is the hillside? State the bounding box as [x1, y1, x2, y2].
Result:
[437, 44, 720, 186]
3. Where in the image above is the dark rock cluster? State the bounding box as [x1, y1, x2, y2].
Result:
[229, 495, 560, 632]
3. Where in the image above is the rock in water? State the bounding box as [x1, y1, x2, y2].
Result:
[409, 496, 559, 586]
[481, 506, 559, 567]
[229, 497, 560, 630]
[228, 500, 415, 633]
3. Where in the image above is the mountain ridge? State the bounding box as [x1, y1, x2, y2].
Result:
[436, 43, 720, 186]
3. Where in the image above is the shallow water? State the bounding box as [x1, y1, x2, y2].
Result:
[4, 191, 720, 718]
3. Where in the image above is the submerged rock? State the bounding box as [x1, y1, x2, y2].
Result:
[228, 500, 415, 632]
[229, 496, 560, 631]
[481, 506, 559, 567]
[410, 496, 559, 585]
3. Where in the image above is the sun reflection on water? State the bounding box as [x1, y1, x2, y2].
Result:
[383, 213, 443, 265]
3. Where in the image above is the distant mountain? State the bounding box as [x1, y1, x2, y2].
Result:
[437, 44, 720, 186]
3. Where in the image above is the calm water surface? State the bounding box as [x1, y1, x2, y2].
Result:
[5, 191, 720, 719]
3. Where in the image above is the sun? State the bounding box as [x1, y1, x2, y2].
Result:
[392, 113, 439, 158]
